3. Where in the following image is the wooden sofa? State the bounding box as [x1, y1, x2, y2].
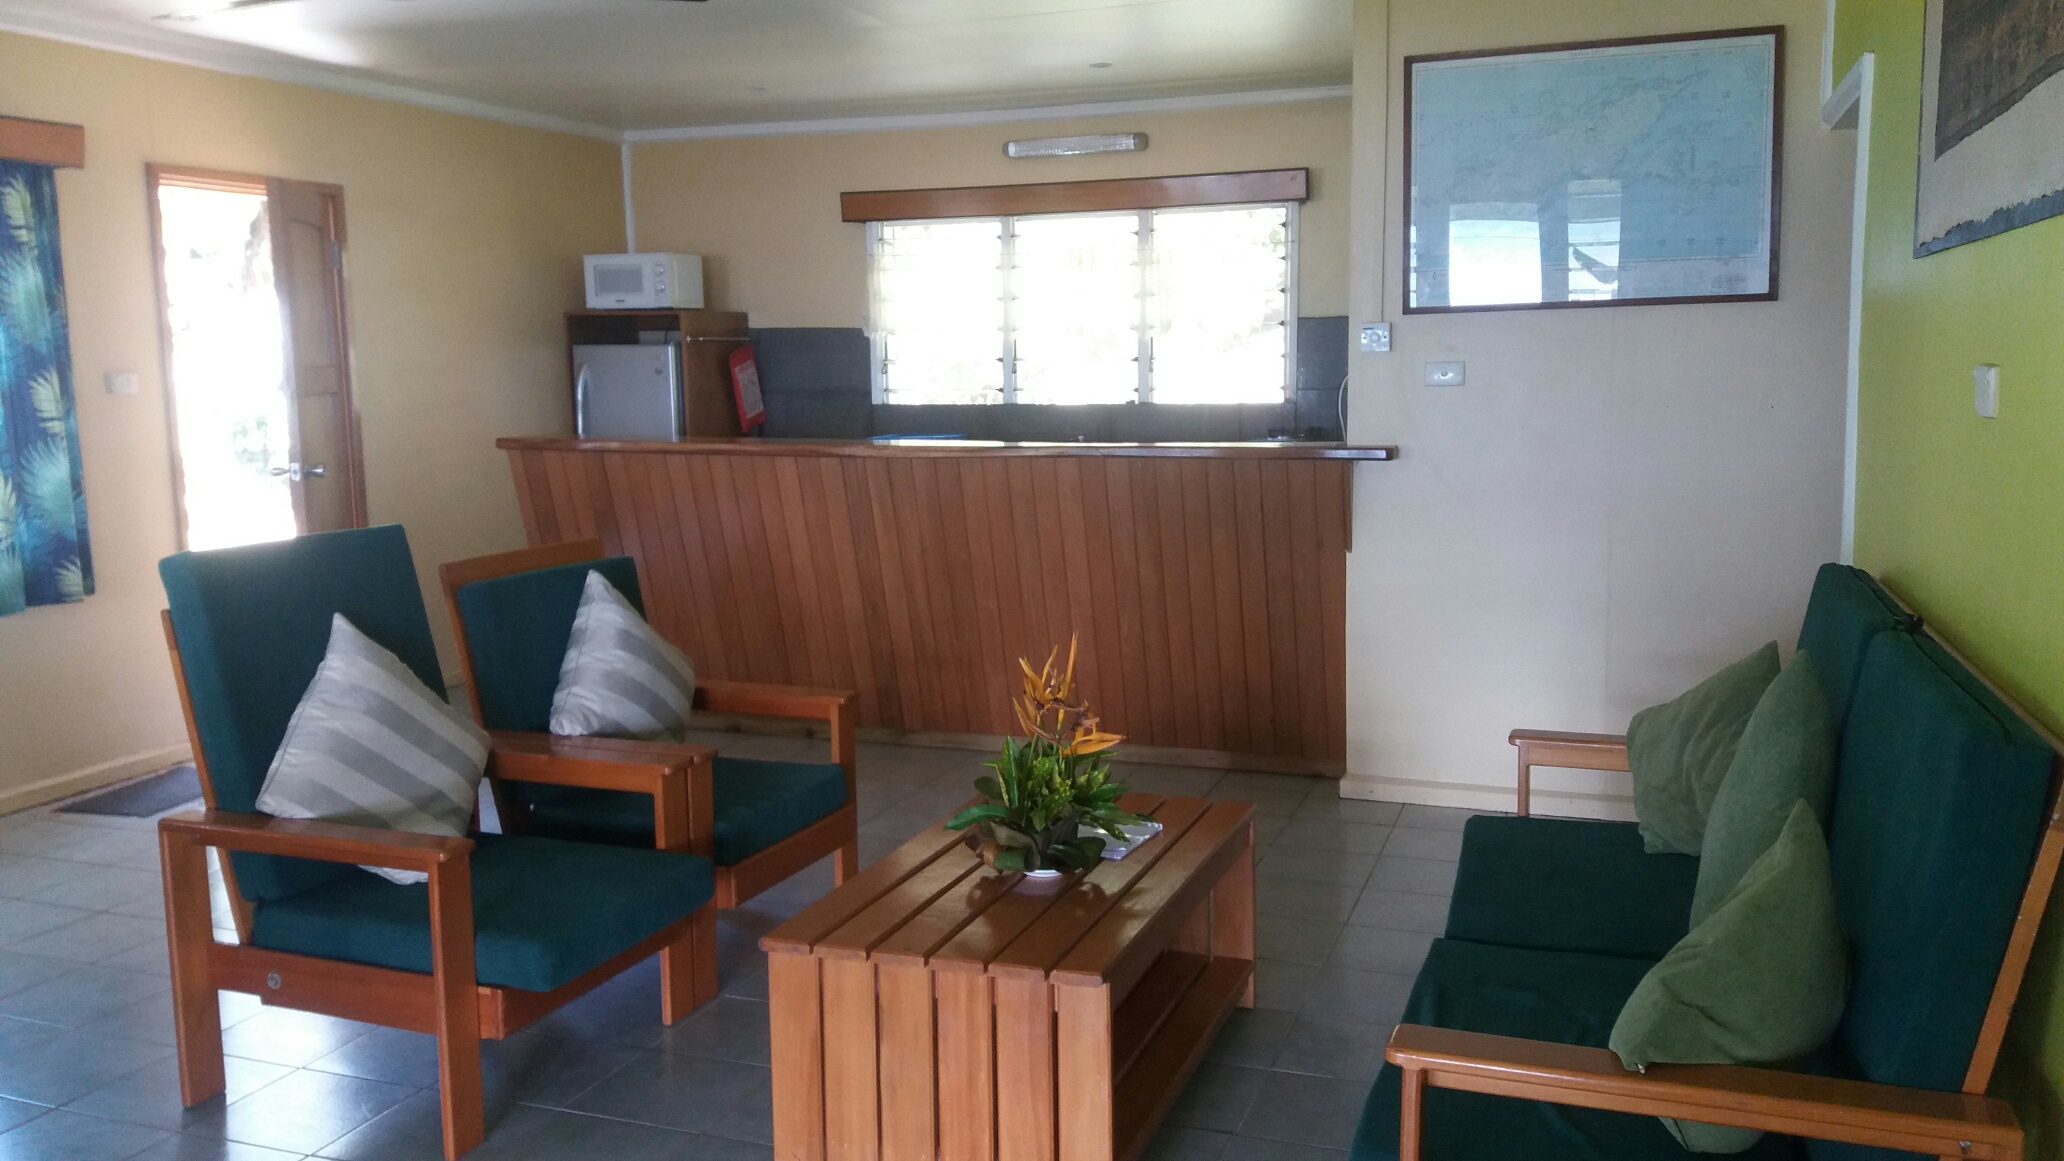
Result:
[1356, 564, 2064, 1161]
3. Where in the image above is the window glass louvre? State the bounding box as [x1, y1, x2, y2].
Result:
[1011, 213, 1142, 405]
[874, 218, 1006, 404]
[1145, 205, 1291, 404]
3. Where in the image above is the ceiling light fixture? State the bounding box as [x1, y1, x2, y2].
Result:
[1003, 133, 1147, 159]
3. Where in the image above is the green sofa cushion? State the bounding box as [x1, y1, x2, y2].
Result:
[249, 833, 714, 993]
[453, 556, 645, 734]
[1349, 939, 1800, 1161]
[1813, 630, 2054, 1103]
[160, 526, 447, 903]
[521, 756, 848, 865]
[1630, 642, 1782, 854]
[1794, 564, 1908, 729]
[1446, 816, 1698, 961]
[1691, 653, 1837, 926]
[1613, 803, 1848, 1153]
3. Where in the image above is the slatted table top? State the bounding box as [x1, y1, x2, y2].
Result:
[761, 794, 1254, 989]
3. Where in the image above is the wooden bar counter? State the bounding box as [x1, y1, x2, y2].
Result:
[497, 437, 1397, 772]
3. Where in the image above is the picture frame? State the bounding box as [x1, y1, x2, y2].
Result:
[1403, 27, 1784, 315]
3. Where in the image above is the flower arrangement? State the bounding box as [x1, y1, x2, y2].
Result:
[947, 637, 1147, 875]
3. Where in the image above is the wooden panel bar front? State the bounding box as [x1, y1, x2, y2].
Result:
[500, 438, 1393, 768]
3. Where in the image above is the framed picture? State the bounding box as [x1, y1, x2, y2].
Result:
[1404, 28, 1784, 314]
[1916, 0, 2064, 255]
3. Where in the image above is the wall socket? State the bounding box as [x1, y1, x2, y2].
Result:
[104, 371, 139, 396]
[1359, 322, 1391, 353]
[1973, 364, 1999, 418]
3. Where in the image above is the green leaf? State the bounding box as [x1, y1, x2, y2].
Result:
[973, 775, 1003, 802]
[947, 804, 1008, 830]
[991, 847, 1028, 873]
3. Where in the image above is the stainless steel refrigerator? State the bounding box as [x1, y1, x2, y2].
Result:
[573, 344, 684, 441]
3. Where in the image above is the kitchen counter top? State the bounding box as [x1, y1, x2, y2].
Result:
[496, 437, 1397, 461]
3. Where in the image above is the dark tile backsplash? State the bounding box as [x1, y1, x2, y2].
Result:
[747, 318, 1347, 442]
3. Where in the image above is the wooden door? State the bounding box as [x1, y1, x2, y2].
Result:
[266, 177, 364, 533]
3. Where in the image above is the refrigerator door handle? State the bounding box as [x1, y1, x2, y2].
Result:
[574, 363, 590, 438]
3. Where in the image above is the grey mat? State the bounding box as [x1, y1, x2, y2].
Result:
[58, 763, 202, 817]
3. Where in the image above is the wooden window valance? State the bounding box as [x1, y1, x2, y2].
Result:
[840, 167, 1308, 223]
[0, 116, 85, 168]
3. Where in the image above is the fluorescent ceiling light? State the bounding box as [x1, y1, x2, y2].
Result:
[1004, 133, 1147, 159]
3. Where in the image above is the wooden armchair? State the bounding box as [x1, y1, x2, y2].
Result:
[158, 526, 721, 1160]
[439, 539, 860, 908]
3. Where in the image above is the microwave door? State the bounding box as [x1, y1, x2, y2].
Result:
[572, 345, 683, 441]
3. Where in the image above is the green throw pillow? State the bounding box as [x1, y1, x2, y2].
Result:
[1629, 641, 1781, 853]
[1610, 802, 1847, 1153]
[1690, 651, 1836, 926]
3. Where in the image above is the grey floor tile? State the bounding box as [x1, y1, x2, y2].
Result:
[1210, 775, 1319, 818]
[1272, 1014, 1394, 1087]
[0, 951, 69, 1002]
[9, 912, 163, 964]
[1271, 818, 1392, 855]
[720, 963, 769, 1002]
[655, 996, 770, 1065]
[1166, 1061, 1267, 1133]
[0, 1107, 170, 1160]
[1255, 877, 1364, 926]
[98, 940, 177, 978]
[1256, 848, 1377, 889]
[307, 1027, 441, 1090]
[217, 1068, 413, 1155]
[1327, 927, 1436, 977]
[1347, 889, 1450, 935]
[133, 1134, 303, 1161]
[24, 866, 161, 913]
[1251, 959, 1317, 1014]
[0, 1020, 174, 1107]
[1222, 1139, 1349, 1160]
[703, 1066, 772, 1144]
[1395, 805, 1486, 832]
[0, 964, 169, 1027]
[1236, 1070, 1369, 1149]
[219, 1008, 376, 1069]
[481, 1030, 641, 1111]
[303, 1089, 446, 1161]
[1302, 968, 1415, 1027]
[0, 900, 92, 945]
[1257, 916, 1343, 967]
[1251, 815, 1289, 852]
[0, 820, 100, 860]
[563, 1049, 763, 1133]
[1379, 827, 1466, 862]
[1293, 795, 1403, 826]
[63, 1053, 289, 1134]
[0, 856, 85, 901]
[1143, 1125, 1234, 1160]
[1111, 766, 1223, 798]
[82, 991, 262, 1049]
[1204, 1007, 1297, 1068]
[1363, 856, 1456, 898]
[0, 1099, 41, 1134]
[517, 966, 666, 1050]
[42, 830, 164, 873]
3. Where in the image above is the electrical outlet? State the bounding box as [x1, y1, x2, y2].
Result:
[1359, 323, 1392, 353]
[105, 371, 139, 396]
[1973, 365, 1999, 418]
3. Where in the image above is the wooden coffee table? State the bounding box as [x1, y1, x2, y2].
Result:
[762, 793, 1256, 1161]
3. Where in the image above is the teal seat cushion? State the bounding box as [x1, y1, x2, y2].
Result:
[1349, 939, 1800, 1161]
[1445, 816, 1698, 961]
[249, 833, 714, 993]
[453, 556, 644, 734]
[160, 526, 446, 903]
[1795, 564, 1908, 729]
[521, 756, 848, 865]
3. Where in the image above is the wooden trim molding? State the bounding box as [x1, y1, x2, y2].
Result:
[0, 115, 84, 168]
[840, 168, 1310, 222]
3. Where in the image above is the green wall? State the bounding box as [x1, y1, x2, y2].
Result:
[1833, 1, 2064, 1150]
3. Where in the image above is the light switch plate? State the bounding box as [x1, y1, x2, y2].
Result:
[1974, 364, 1999, 418]
[1425, 360, 1466, 387]
[105, 371, 139, 396]
[1359, 323, 1392, 353]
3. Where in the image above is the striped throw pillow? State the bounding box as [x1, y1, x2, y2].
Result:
[257, 614, 491, 885]
[549, 570, 697, 742]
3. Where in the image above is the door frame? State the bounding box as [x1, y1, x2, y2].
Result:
[145, 164, 368, 549]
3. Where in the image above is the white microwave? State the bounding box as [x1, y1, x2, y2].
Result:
[584, 252, 705, 310]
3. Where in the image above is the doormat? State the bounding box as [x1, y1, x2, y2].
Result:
[57, 763, 202, 818]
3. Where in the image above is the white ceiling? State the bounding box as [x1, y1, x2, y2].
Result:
[0, 0, 1352, 137]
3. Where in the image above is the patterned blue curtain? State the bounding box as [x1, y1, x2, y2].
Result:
[0, 159, 92, 615]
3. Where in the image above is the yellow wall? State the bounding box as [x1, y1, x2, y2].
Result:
[1341, 0, 1856, 815]
[1831, 2, 2064, 1149]
[0, 31, 621, 808]
[629, 99, 1352, 328]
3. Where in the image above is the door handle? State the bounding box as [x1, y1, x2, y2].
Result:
[269, 463, 323, 481]
[305, 464, 326, 478]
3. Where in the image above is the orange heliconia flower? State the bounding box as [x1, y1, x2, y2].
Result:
[1014, 635, 1123, 756]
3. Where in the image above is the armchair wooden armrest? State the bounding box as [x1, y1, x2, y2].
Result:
[693, 680, 859, 793]
[1385, 1025, 2022, 1161]
[158, 809, 473, 876]
[486, 731, 714, 857]
[1507, 730, 1629, 817]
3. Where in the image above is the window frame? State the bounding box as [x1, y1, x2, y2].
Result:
[867, 201, 1299, 407]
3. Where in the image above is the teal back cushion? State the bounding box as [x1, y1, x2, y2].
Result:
[1818, 630, 2053, 1099]
[159, 525, 445, 902]
[1796, 563, 1909, 727]
[455, 557, 643, 733]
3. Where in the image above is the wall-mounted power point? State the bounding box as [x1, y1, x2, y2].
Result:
[1973, 365, 1999, 418]
[1424, 360, 1466, 387]
[1359, 323, 1391, 353]
[105, 371, 139, 396]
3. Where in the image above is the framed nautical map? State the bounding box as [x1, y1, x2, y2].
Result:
[1917, 0, 2064, 255]
[1403, 28, 1783, 314]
